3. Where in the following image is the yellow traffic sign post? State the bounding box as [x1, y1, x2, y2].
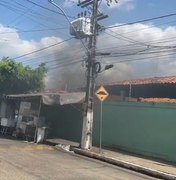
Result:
[95, 86, 109, 153]
[95, 85, 109, 102]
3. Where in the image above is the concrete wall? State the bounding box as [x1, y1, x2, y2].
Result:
[93, 101, 176, 163]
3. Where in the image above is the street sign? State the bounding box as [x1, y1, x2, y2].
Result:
[95, 85, 109, 102]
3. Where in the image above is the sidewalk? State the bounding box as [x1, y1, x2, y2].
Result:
[46, 139, 176, 180]
[74, 147, 176, 180]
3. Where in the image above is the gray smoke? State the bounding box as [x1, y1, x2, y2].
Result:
[45, 23, 176, 91]
[45, 40, 87, 91]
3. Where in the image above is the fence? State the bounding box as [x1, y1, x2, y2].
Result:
[93, 101, 176, 163]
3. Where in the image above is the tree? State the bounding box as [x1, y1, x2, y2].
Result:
[0, 57, 47, 94]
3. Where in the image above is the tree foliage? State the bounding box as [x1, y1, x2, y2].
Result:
[0, 57, 47, 94]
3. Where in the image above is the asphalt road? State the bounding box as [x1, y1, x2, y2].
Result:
[0, 138, 159, 180]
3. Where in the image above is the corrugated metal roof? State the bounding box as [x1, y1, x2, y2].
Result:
[106, 76, 176, 86]
[3, 92, 85, 105]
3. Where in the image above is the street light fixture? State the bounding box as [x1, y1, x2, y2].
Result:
[104, 64, 114, 71]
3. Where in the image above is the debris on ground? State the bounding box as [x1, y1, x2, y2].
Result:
[55, 143, 72, 152]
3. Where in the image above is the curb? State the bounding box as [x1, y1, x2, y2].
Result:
[73, 148, 176, 180]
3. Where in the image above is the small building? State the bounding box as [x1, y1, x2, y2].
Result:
[0, 92, 85, 143]
[105, 75, 176, 99]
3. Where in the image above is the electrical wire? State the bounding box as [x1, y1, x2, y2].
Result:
[105, 29, 149, 47]
[96, 36, 176, 57]
[115, 19, 176, 36]
[21, 48, 85, 66]
[0, 1, 54, 29]
[24, 0, 75, 19]
[6, 0, 36, 26]
[1, 0, 176, 75]
[0, 27, 68, 34]
[47, 59, 84, 70]
[13, 37, 73, 60]
[103, 30, 176, 49]
[104, 51, 176, 65]
[96, 27, 176, 57]
[0, 0, 69, 36]
[105, 12, 176, 29]
[107, 48, 176, 58]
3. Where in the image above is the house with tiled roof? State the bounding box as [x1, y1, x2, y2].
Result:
[104, 75, 176, 100]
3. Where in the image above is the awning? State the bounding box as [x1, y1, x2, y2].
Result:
[3, 92, 85, 106]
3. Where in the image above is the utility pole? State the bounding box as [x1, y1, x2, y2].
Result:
[78, 0, 116, 150]
[48, 0, 116, 150]
[79, 0, 99, 150]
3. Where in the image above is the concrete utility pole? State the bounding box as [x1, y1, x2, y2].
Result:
[79, 0, 116, 150]
[48, 0, 115, 150]
[80, 0, 99, 150]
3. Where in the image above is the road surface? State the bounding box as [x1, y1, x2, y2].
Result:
[0, 138, 159, 180]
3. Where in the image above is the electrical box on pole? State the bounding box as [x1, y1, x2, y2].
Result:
[70, 17, 92, 39]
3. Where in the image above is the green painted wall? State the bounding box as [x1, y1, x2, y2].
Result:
[40, 104, 82, 142]
[40, 100, 176, 163]
[93, 101, 176, 162]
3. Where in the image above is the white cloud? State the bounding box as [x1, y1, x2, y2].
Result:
[46, 22, 176, 89]
[1, 23, 176, 90]
[0, 24, 89, 90]
[0, 25, 35, 57]
[0, 25, 68, 61]
[96, 23, 176, 83]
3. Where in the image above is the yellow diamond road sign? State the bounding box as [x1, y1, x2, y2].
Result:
[95, 85, 109, 102]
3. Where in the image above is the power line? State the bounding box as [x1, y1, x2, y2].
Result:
[13, 37, 73, 60]
[105, 50, 176, 64]
[24, 0, 75, 19]
[98, 35, 176, 52]
[0, 27, 68, 34]
[8, 0, 38, 26]
[104, 29, 176, 49]
[108, 48, 176, 58]
[21, 49, 85, 67]
[1, 0, 69, 33]
[47, 59, 83, 70]
[96, 31, 176, 55]
[97, 31, 176, 52]
[115, 19, 176, 36]
[20, 46, 84, 62]
[0, 1, 53, 29]
[105, 12, 176, 29]
[105, 29, 149, 47]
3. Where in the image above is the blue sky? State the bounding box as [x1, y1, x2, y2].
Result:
[1, 0, 176, 40]
[0, 0, 176, 89]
